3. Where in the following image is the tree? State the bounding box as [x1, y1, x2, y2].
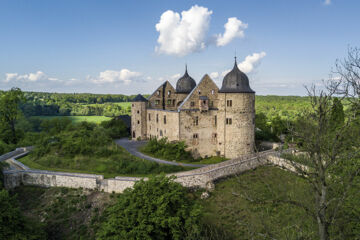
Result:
[97, 175, 202, 240]
[330, 97, 345, 128]
[285, 85, 360, 240]
[0, 88, 25, 144]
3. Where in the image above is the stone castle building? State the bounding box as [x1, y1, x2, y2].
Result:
[131, 59, 255, 159]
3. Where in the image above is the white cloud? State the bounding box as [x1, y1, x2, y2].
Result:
[238, 52, 267, 73]
[5, 73, 18, 82]
[92, 69, 142, 85]
[216, 17, 247, 47]
[210, 72, 219, 79]
[324, 0, 331, 5]
[4, 71, 52, 83]
[221, 52, 267, 77]
[155, 5, 212, 56]
[171, 73, 181, 80]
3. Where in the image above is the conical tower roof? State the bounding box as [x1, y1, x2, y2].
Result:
[176, 65, 196, 94]
[219, 58, 255, 93]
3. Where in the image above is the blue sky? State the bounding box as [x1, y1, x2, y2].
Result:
[0, 0, 359, 95]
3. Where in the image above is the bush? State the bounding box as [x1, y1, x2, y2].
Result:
[142, 138, 193, 161]
[100, 118, 128, 139]
[97, 175, 202, 240]
[0, 189, 46, 239]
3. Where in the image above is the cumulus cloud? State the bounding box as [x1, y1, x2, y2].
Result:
[92, 69, 142, 85]
[216, 17, 248, 47]
[238, 52, 267, 73]
[155, 5, 249, 56]
[155, 5, 213, 56]
[4, 71, 55, 83]
[210, 72, 219, 79]
[171, 73, 181, 80]
[217, 52, 267, 78]
[324, 0, 331, 5]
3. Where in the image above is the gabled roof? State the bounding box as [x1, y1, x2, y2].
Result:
[147, 81, 175, 100]
[177, 74, 218, 112]
[132, 94, 148, 102]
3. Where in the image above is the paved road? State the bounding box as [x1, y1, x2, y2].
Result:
[115, 138, 206, 168]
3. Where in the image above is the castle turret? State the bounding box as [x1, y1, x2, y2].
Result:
[131, 94, 148, 140]
[217, 58, 255, 158]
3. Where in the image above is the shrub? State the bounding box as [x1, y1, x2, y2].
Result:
[142, 137, 193, 161]
[97, 175, 202, 240]
[100, 118, 128, 139]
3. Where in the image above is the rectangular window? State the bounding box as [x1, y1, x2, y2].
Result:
[226, 118, 232, 125]
[148, 113, 151, 121]
[155, 100, 160, 105]
[193, 133, 198, 139]
[212, 133, 217, 144]
[226, 100, 232, 107]
[214, 115, 217, 126]
[209, 101, 214, 107]
[157, 90, 160, 96]
[194, 116, 198, 126]
[164, 115, 166, 124]
[156, 114, 159, 123]
[167, 99, 171, 105]
[168, 90, 171, 96]
[172, 99, 176, 106]
[190, 102, 195, 107]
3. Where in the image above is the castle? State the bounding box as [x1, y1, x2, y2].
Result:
[131, 59, 255, 159]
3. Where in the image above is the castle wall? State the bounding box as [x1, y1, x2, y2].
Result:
[146, 109, 179, 141]
[179, 110, 218, 158]
[4, 149, 296, 194]
[131, 102, 147, 140]
[217, 93, 255, 158]
[175, 93, 188, 108]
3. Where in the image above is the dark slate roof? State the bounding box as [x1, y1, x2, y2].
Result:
[132, 94, 148, 102]
[219, 59, 255, 93]
[199, 96, 208, 100]
[176, 66, 196, 94]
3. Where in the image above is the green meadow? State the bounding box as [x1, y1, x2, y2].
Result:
[31, 115, 112, 124]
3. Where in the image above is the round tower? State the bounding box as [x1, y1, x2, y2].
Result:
[131, 94, 148, 140]
[217, 58, 255, 158]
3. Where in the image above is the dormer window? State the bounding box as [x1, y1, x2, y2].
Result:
[211, 89, 215, 95]
[157, 90, 160, 96]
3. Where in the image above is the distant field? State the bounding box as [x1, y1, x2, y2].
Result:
[84, 102, 131, 108]
[31, 115, 112, 124]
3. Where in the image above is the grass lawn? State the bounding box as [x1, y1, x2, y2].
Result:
[201, 165, 317, 239]
[31, 115, 112, 124]
[17, 144, 191, 178]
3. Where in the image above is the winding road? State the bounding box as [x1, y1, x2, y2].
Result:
[115, 138, 206, 168]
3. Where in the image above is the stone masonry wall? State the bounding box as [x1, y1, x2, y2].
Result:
[146, 109, 179, 141]
[2, 149, 300, 194]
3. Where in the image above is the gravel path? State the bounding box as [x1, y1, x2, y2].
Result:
[115, 138, 206, 168]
